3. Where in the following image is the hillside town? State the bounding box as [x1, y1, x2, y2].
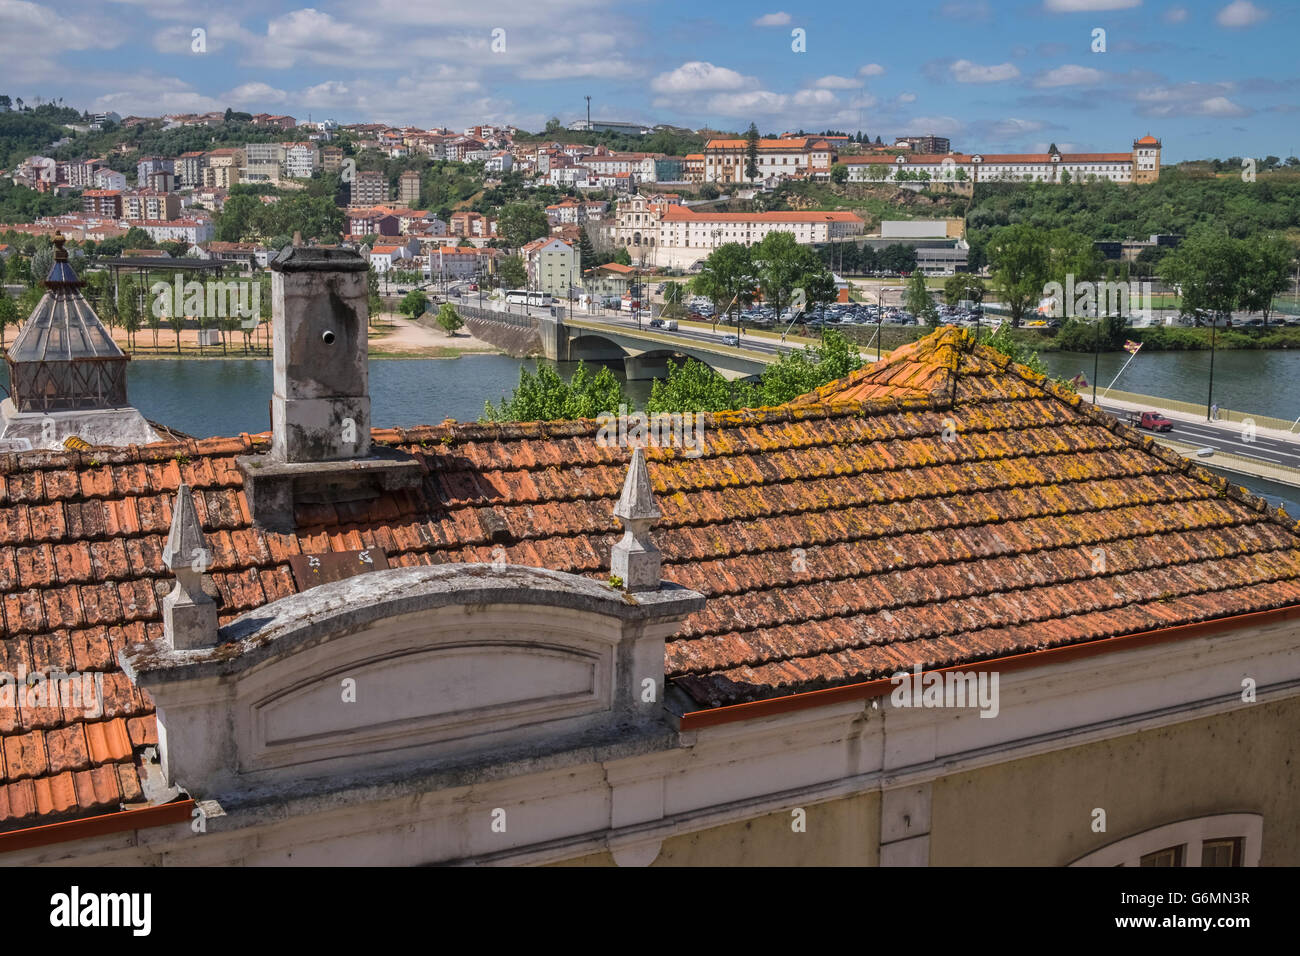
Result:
[1, 106, 1169, 291]
[2, 0, 1300, 917]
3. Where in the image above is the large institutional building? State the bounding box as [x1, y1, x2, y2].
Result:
[842, 136, 1162, 184]
[605, 194, 865, 268]
[702, 136, 837, 184]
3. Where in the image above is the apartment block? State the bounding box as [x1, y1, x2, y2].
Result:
[398, 170, 421, 207]
[521, 236, 579, 298]
[81, 189, 123, 218]
[351, 170, 388, 206]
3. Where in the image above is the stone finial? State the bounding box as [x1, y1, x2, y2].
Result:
[162, 484, 218, 650]
[611, 446, 662, 592]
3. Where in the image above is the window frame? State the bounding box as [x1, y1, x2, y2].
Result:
[1070, 814, 1263, 867]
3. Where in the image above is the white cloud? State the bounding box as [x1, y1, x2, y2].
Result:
[1163, 5, 1188, 22]
[706, 90, 790, 115]
[814, 75, 862, 89]
[651, 61, 753, 93]
[0, 0, 121, 57]
[519, 59, 641, 81]
[858, 63, 886, 76]
[1134, 82, 1251, 116]
[224, 82, 288, 106]
[753, 11, 791, 26]
[793, 88, 837, 107]
[1044, 0, 1141, 10]
[1195, 95, 1250, 115]
[1035, 64, 1107, 87]
[950, 59, 1020, 83]
[1216, 1, 1267, 27]
[897, 92, 917, 103]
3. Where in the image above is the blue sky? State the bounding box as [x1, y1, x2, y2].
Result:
[2, 0, 1296, 160]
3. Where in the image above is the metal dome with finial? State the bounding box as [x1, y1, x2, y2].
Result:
[5, 231, 129, 411]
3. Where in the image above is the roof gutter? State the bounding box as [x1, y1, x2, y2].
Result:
[678, 603, 1300, 731]
[0, 799, 195, 856]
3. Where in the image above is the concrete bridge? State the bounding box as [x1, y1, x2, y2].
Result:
[537, 315, 775, 381]
[454, 301, 777, 381]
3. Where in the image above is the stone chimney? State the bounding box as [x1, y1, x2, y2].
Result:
[611, 445, 663, 592]
[269, 245, 371, 462]
[237, 245, 422, 530]
[162, 484, 218, 650]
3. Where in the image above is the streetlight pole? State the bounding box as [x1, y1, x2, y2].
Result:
[1207, 313, 1218, 421]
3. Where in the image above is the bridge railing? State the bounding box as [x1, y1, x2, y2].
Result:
[446, 301, 540, 329]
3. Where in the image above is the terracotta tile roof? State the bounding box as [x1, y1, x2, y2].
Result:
[661, 208, 864, 224]
[3, 327, 1299, 831]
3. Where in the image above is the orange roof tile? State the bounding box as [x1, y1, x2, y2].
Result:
[2, 327, 1299, 831]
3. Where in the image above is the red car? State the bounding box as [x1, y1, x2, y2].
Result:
[1127, 411, 1173, 432]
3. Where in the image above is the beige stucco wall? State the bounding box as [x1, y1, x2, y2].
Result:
[549, 793, 880, 867]
[930, 695, 1300, 866]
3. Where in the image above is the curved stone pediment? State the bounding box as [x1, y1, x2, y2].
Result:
[122, 564, 704, 800]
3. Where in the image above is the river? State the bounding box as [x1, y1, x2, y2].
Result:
[1, 352, 1293, 512]
[1039, 348, 1300, 423]
[0, 355, 655, 436]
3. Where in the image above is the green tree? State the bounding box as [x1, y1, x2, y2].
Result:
[755, 329, 862, 405]
[484, 361, 627, 422]
[497, 202, 549, 249]
[690, 242, 756, 329]
[0, 294, 18, 347]
[577, 228, 597, 269]
[905, 270, 939, 325]
[498, 255, 527, 289]
[1162, 230, 1244, 323]
[647, 357, 753, 414]
[1236, 235, 1295, 327]
[29, 246, 53, 285]
[399, 289, 429, 317]
[435, 302, 464, 335]
[830, 163, 848, 185]
[745, 122, 760, 181]
[986, 223, 1051, 327]
[943, 272, 986, 306]
[117, 277, 142, 351]
[753, 231, 821, 333]
[611, 247, 632, 266]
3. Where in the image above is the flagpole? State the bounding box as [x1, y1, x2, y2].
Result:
[1102, 342, 1142, 398]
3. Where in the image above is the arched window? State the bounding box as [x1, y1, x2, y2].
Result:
[1070, 814, 1262, 867]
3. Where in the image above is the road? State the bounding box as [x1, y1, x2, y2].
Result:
[1097, 403, 1300, 469]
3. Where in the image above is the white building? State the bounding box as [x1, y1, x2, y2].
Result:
[93, 167, 127, 191]
[521, 236, 579, 299]
[281, 142, 320, 179]
[841, 140, 1160, 185]
[129, 218, 214, 243]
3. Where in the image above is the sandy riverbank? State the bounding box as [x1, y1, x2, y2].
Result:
[79, 312, 504, 359]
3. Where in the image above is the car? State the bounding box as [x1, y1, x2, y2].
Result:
[468, 283, 478, 292]
[648, 318, 665, 329]
[722, 334, 739, 345]
[1127, 411, 1174, 432]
